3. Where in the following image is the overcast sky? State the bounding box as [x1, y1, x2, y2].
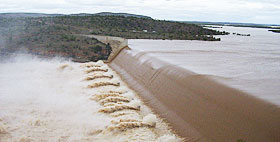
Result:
[0, 0, 280, 24]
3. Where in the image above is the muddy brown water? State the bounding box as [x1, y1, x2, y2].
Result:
[109, 26, 280, 142]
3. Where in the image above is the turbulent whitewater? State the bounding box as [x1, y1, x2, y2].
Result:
[1, 26, 279, 142]
[0, 55, 181, 142]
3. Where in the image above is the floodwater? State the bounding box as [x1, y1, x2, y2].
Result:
[128, 26, 280, 105]
[0, 55, 180, 142]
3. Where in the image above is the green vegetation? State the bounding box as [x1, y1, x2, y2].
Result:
[0, 17, 111, 62]
[0, 15, 228, 61]
[269, 30, 280, 33]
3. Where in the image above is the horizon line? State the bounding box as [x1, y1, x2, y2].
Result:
[1, 12, 279, 26]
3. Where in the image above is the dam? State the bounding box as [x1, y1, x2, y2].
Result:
[109, 26, 280, 142]
[0, 26, 280, 142]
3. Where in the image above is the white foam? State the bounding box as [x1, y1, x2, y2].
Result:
[0, 122, 6, 134]
[0, 55, 181, 142]
[99, 66, 108, 70]
[96, 60, 104, 66]
[110, 78, 120, 84]
[128, 99, 141, 108]
[115, 86, 128, 93]
[143, 114, 157, 126]
[0, 55, 111, 141]
[122, 92, 135, 100]
[157, 134, 178, 142]
[102, 64, 109, 69]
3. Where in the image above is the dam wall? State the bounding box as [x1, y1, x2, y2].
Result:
[109, 48, 280, 142]
[83, 35, 128, 62]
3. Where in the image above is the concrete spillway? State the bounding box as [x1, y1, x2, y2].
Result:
[86, 34, 280, 142]
[109, 47, 280, 142]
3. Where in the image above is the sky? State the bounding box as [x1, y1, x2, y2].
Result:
[0, 0, 280, 24]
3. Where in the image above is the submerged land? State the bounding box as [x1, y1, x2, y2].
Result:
[0, 12, 228, 61]
[268, 30, 280, 33]
[184, 21, 280, 34]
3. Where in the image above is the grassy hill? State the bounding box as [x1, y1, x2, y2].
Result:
[0, 17, 111, 62]
[0, 12, 152, 19]
[0, 14, 229, 61]
[0, 13, 64, 18]
[94, 12, 152, 19]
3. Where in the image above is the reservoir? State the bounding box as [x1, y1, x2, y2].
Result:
[128, 26, 280, 105]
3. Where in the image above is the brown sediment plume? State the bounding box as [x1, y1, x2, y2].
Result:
[99, 87, 128, 94]
[86, 68, 108, 73]
[59, 64, 69, 70]
[107, 121, 155, 131]
[85, 75, 113, 80]
[0, 123, 7, 134]
[111, 115, 157, 127]
[82, 60, 181, 141]
[91, 93, 123, 101]
[99, 97, 130, 105]
[81, 64, 101, 68]
[104, 90, 126, 94]
[87, 129, 103, 136]
[109, 48, 280, 142]
[103, 102, 124, 107]
[80, 61, 104, 68]
[19, 136, 33, 142]
[98, 105, 140, 113]
[58, 64, 73, 71]
[111, 119, 141, 124]
[110, 112, 136, 117]
[87, 82, 120, 88]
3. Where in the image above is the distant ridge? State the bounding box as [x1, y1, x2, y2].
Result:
[182, 21, 280, 27]
[0, 13, 64, 18]
[2, 12, 277, 27]
[0, 12, 152, 19]
[94, 12, 152, 19]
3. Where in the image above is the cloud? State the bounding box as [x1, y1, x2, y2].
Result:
[0, 0, 279, 24]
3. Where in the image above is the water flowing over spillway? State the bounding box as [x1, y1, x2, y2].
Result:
[0, 55, 181, 142]
[1, 26, 280, 142]
[109, 26, 280, 142]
